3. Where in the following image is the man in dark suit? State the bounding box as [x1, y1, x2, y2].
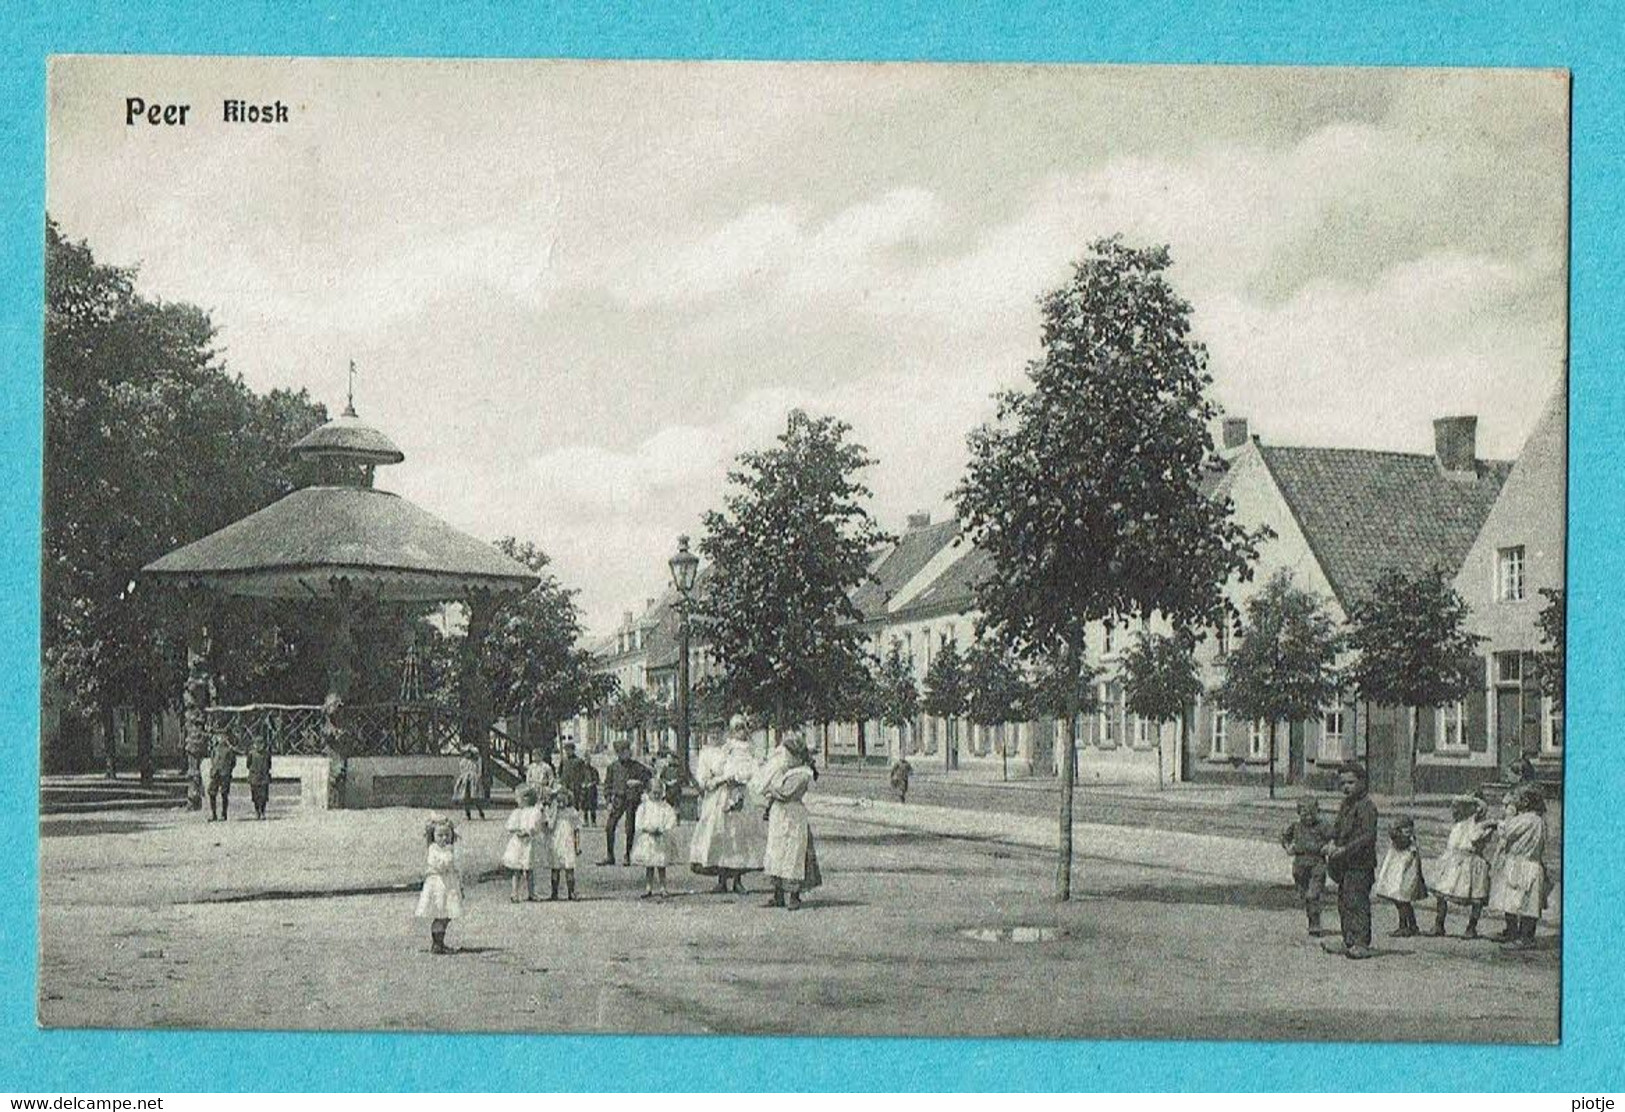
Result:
[1323, 761, 1378, 959]
[600, 739, 650, 865]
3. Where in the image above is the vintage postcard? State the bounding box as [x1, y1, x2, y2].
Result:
[40, 56, 1566, 1042]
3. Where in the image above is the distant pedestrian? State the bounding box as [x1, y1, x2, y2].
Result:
[631, 772, 678, 897]
[453, 747, 485, 821]
[1427, 794, 1496, 938]
[416, 815, 464, 955]
[246, 737, 273, 820]
[1280, 797, 1332, 936]
[1374, 815, 1427, 937]
[1488, 785, 1549, 950]
[503, 784, 542, 902]
[600, 739, 650, 865]
[184, 735, 206, 811]
[539, 781, 582, 901]
[525, 750, 555, 791]
[890, 756, 912, 804]
[1322, 762, 1378, 959]
[206, 734, 237, 822]
[757, 733, 823, 911]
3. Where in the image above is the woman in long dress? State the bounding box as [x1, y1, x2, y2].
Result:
[757, 732, 822, 911]
[690, 715, 766, 893]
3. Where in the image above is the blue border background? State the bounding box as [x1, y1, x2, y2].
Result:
[4, 0, 1622, 1092]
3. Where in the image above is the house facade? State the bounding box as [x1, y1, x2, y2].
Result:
[1446, 385, 1566, 791]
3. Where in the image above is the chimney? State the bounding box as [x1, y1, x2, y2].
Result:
[1433, 416, 1478, 477]
[645, 597, 655, 613]
[1222, 417, 1249, 451]
[622, 610, 633, 629]
[905, 511, 932, 532]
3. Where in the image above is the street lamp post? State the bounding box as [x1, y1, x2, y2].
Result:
[667, 535, 701, 792]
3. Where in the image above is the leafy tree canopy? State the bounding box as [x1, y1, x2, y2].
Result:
[1121, 630, 1203, 725]
[963, 640, 1031, 727]
[699, 409, 892, 728]
[1345, 566, 1482, 711]
[1215, 570, 1343, 728]
[955, 237, 1267, 677]
[921, 638, 970, 722]
[1537, 586, 1565, 710]
[872, 642, 920, 731]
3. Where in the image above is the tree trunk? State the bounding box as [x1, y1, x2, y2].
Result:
[1408, 704, 1419, 799]
[100, 704, 117, 780]
[137, 709, 155, 783]
[1268, 719, 1277, 799]
[1058, 706, 1078, 901]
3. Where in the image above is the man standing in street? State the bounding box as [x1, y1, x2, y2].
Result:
[206, 733, 237, 822]
[559, 741, 589, 814]
[600, 739, 650, 865]
[1323, 761, 1378, 959]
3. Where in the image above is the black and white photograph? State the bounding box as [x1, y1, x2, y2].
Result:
[40, 56, 1567, 1042]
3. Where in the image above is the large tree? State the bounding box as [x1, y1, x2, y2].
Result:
[1121, 630, 1203, 790]
[921, 639, 970, 770]
[43, 219, 333, 775]
[1214, 571, 1343, 798]
[955, 237, 1265, 898]
[1344, 566, 1483, 792]
[479, 537, 615, 761]
[699, 409, 892, 731]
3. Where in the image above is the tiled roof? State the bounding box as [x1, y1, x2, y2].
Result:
[892, 542, 991, 619]
[1258, 446, 1512, 608]
[851, 518, 961, 621]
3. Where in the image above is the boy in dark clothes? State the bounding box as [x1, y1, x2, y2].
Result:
[1280, 797, 1332, 935]
[1323, 762, 1379, 960]
[246, 737, 273, 820]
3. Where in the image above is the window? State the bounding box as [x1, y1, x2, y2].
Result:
[1248, 719, 1268, 759]
[1210, 709, 1227, 756]
[1134, 714, 1154, 748]
[1102, 623, 1115, 655]
[1437, 699, 1467, 752]
[1098, 683, 1120, 747]
[1544, 701, 1564, 754]
[1322, 709, 1345, 760]
[1496, 652, 1522, 685]
[1497, 546, 1526, 602]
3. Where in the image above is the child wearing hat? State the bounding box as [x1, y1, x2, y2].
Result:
[1280, 797, 1333, 936]
[453, 746, 485, 821]
[1373, 815, 1428, 937]
[1427, 793, 1496, 938]
[503, 784, 543, 902]
[630, 771, 679, 898]
[1488, 785, 1549, 950]
[416, 815, 464, 955]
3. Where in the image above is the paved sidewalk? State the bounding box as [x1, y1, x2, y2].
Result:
[809, 793, 1564, 925]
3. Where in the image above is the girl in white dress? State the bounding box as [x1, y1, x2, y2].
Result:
[539, 781, 582, 901]
[1489, 786, 1549, 950]
[415, 815, 464, 955]
[1373, 815, 1427, 937]
[1427, 794, 1496, 938]
[631, 772, 679, 898]
[760, 734, 822, 911]
[503, 784, 542, 902]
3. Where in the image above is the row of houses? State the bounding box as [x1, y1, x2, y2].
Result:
[576, 386, 1565, 796]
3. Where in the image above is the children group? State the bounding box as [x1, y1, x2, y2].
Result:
[1281, 764, 1552, 960]
[415, 716, 826, 955]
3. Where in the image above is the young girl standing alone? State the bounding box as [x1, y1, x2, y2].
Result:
[416, 815, 464, 955]
[630, 772, 678, 898]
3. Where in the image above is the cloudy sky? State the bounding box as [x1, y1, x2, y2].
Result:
[47, 58, 1568, 634]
